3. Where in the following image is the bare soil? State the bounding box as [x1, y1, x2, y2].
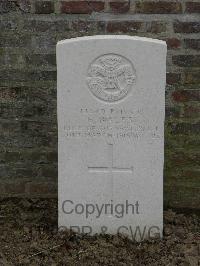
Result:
[0, 198, 199, 266]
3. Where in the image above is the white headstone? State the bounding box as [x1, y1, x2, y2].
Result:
[57, 35, 166, 241]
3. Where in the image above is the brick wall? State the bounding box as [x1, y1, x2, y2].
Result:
[0, 0, 199, 210]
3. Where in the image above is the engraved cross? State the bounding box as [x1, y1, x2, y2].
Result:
[88, 144, 133, 174]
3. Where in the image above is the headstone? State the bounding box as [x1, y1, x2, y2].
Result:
[57, 35, 166, 241]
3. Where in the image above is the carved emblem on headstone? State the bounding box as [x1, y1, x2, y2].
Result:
[87, 54, 136, 102]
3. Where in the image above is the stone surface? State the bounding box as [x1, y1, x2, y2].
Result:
[57, 35, 166, 240]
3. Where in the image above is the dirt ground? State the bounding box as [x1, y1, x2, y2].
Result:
[0, 198, 199, 266]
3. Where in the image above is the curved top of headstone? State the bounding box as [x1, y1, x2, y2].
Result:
[57, 35, 166, 47]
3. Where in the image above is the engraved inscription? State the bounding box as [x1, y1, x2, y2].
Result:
[87, 54, 136, 102]
[63, 108, 151, 141]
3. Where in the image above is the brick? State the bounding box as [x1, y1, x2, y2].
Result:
[0, 184, 5, 194]
[166, 38, 181, 49]
[0, 17, 20, 31]
[166, 73, 181, 85]
[0, 88, 17, 102]
[166, 169, 200, 186]
[60, 1, 104, 14]
[0, 165, 8, 178]
[109, 1, 130, 13]
[0, 35, 31, 48]
[0, 70, 56, 82]
[184, 71, 200, 84]
[135, 1, 182, 14]
[46, 151, 57, 162]
[0, 101, 56, 121]
[0, 134, 57, 149]
[0, 126, 57, 149]
[5, 150, 28, 163]
[172, 91, 189, 103]
[26, 105, 56, 122]
[1, 151, 21, 163]
[0, 152, 6, 164]
[32, 35, 56, 50]
[172, 55, 200, 67]
[171, 121, 200, 135]
[166, 134, 200, 150]
[39, 164, 57, 178]
[170, 151, 200, 168]
[28, 70, 57, 81]
[72, 20, 105, 33]
[184, 39, 200, 50]
[26, 182, 57, 194]
[54, 20, 71, 32]
[0, 53, 25, 68]
[15, 167, 36, 178]
[35, 1, 54, 14]
[17, 0, 31, 13]
[182, 169, 200, 179]
[20, 120, 56, 136]
[0, 120, 21, 135]
[183, 105, 200, 118]
[0, 103, 22, 119]
[172, 90, 200, 103]
[4, 182, 26, 194]
[146, 21, 166, 33]
[185, 2, 200, 13]
[18, 150, 57, 164]
[23, 19, 71, 33]
[0, 86, 56, 104]
[22, 150, 57, 163]
[0, 87, 30, 102]
[23, 20, 55, 32]
[174, 22, 200, 33]
[0, 0, 17, 13]
[106, 21, 142, 33]
[25, 54, 56, 67]
[165, 107, 181, 118]
[164, 185, 200, 210]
